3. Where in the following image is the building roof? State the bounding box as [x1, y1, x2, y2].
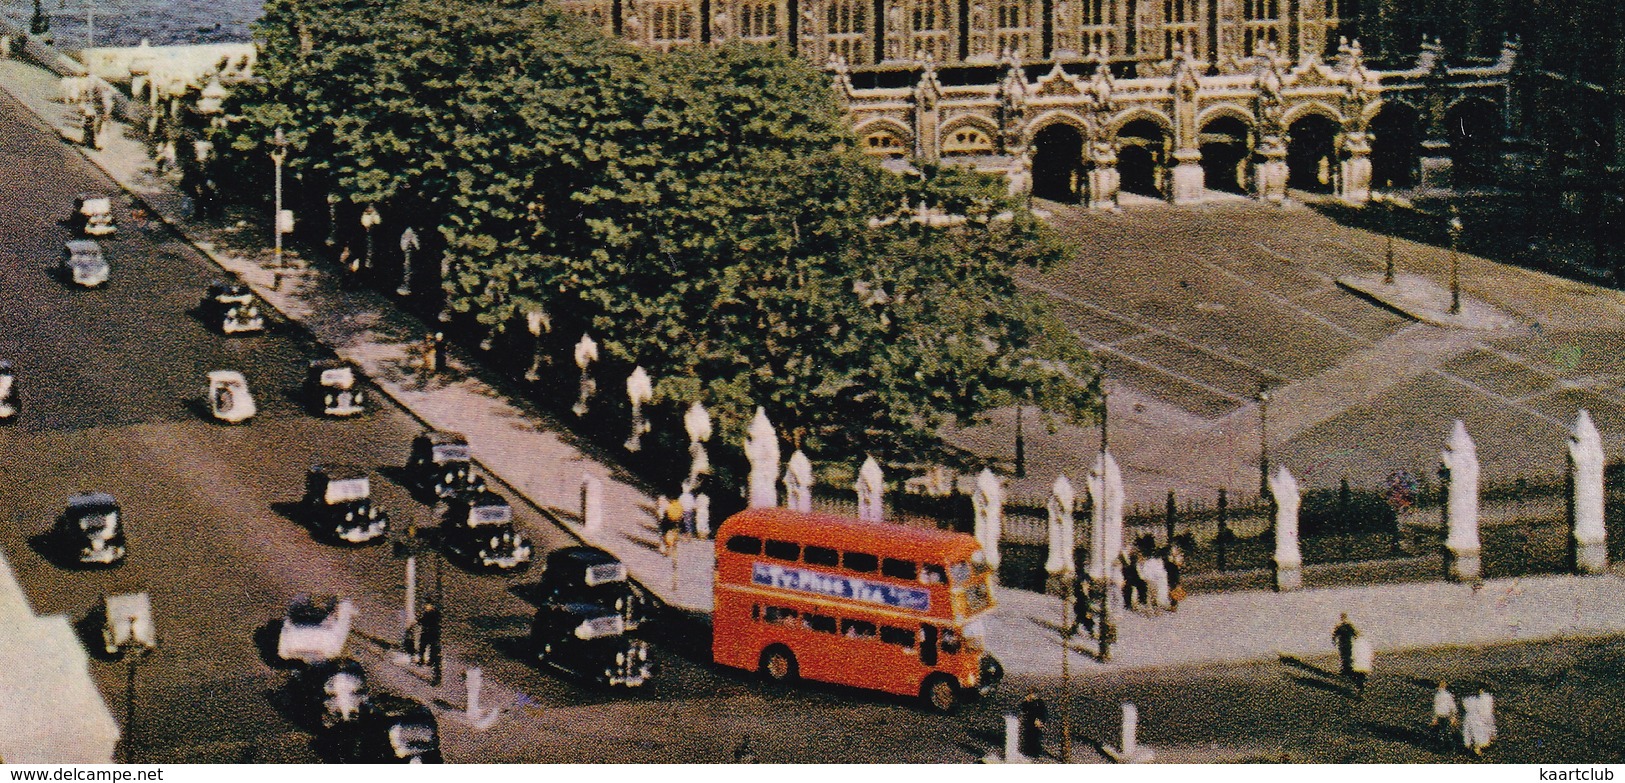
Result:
[0, 547, 120, 763]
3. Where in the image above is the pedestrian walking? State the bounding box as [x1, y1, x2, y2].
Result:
[1349, 633, 1373, 695]
[1332, 613, 1358, 678]
[678, 482, 698, 537]
[1166, 544, 1186, 610]
[1429, 681, 1458, 750]
[415, 601, 442, 667]
[1073, 578, 1096, 636]
[1018, 690, 1048, 759]
[659, 495, 683, 554]
[1120, 550, 1145, 611]
[431, 331, 448, 374]
[1461, 689, 1496, 757]
[421, 333, 439, 377]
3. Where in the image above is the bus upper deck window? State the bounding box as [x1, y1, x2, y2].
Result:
[727, 535, 762, 555]
[881, 558, 917, 580]
[804, 546, 839, 567]
[764, 539, 800, 561]
[921, 564, 946, 584]
[843, 551, 878, 573]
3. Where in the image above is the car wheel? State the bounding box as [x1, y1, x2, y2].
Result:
[922, 675, 958, 714]
[759, 645, 797, 683]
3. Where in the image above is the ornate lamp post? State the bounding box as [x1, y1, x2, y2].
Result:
[625, 367, 653, 451]
[571, 333, 598, 416]
[1014, 404, 1027, 479]
[1372, 182, 1397, 284]
[325, 193, 339, 247]
[684, 402, 712, 481]
[360, 205, 382, 272]
[269, 127, 289, 272]
[1447, 207, 1464, 315]
[397, 227, 419, 296]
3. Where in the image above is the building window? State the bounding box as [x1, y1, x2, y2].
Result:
[741, 1, 779, 38]
[862, 131, 906, 157]
[827, 0, 868, 64]
[942, 126, 995, 156]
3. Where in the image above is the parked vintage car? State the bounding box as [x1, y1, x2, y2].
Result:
[404, 431, 473, 500]
[292, 657, 372, 731]
[353, 693, 441, 763]
[200, 282, 266, 335]
[537, 546, 647, 630]
[0, 360, 16, 423]
[530, 602, 654, 688]
[70, 193, 115, 236]
[277, 594, 355, 664]
[61, 240, 109, 288]
[305, 360, 367, 417]
[54, 492, 126, 566]
[207, 370, 257, 424]
[441, 492, 532, 571]
[301, 465, 389, 545]
[100, 591, 156, 656]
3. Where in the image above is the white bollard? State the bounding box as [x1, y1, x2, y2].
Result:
[404, 555, 417, 627]
[1122, 703, 1138, 757]
[696, 493, 711, 538]
[1004, 713, 1023, 762]
[582, 474, 603, 533]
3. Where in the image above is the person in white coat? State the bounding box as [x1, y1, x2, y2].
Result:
[1349, 633, 1374, 695]
[1461, 689, 1496, 757]
[1140, 555, 1169, 610]
[1429, 681, 1458, 750]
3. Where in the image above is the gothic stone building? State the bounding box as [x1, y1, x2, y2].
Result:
[559, 0, 1517, 207]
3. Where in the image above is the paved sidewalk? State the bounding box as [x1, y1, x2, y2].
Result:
[5, 54, 1625, 686]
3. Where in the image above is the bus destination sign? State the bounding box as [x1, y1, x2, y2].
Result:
[752, 563, 930, 612]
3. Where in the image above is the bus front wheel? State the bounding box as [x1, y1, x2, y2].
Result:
[922, 675, 958, 714]
[759, 645, 798, 683]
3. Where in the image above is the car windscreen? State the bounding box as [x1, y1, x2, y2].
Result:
[76, 511, 117, 533]
[469, 504, 511, 526]
[320, 368, 354, 387]
[431, 444, 470, 463]
[324, 477, 369, 504]
[69, 253, 107, 269]
[388, 723, 437, 756]
[584, 562, 627, 586]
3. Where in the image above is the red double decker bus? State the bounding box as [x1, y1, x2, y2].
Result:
[712, 508, 1002, 711]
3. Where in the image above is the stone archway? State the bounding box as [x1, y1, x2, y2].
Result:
[1031, 123, 1085, 203]
[1199, 115, 1252, 194]
[1369, 101, 1422, 189]
[1446, 98, 1501, 188]
[1286, 113, 1339, 193]
[1117, 118, 1168, 198]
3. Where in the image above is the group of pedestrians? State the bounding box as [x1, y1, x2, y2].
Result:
[1431, 680, 1498, 757]
[656, 480, 711, 554]
[1120, 539, 1185, 613]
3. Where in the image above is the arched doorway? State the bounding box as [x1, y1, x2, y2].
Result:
[1286, 113, 1339, 193]
[1031, 123, 1085, 202]
[1199, 116, 1252, 194]
[1369, 101, 1422, 189]
[1117, 118, 1168, 198]
[1446, 98, 1501, 188]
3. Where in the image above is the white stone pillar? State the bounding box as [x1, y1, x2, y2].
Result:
[465, 667, 484, 719]
[1255, 136, 1288, 204]
[1269, 466, 1303, 591]
[1004, 713, 1023, 762]
[1442, 420, 1482, 581]
[581, 474, 603, 533]
[1170, 148, 1205, 204]
[744, 407, 780, 508]
[696, 493, 712, 538]
[1045, 475, 1076, 576]
[1339, 131, 1372, 204]
[973, 469, 1004, 571]
[783, 450, 813, 513]
[1086, 452, 1125, 583]
[856, 456, 884, 523]
[684, 402, 712, 481]
[1569, 409, 1608, 574]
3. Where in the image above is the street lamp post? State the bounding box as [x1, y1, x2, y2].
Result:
[1014, 404, 1027, 479]
[1095, 373, 1114, 662]
[1373, 181, 1397, 284]
[1447, 207, 1464, 316]
[269, 127, 288, 271]
[360, 205, 382, 273]
[1257, 385, 1271, 500]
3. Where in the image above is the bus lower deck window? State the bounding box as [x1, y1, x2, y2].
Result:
[840, 619, 877, 639]
[805, 613, 838, 633]
[765, 606, 799, 625]
[879, 625, 916, 649]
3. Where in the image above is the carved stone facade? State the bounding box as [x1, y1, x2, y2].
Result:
[561, 0, 1516, 206]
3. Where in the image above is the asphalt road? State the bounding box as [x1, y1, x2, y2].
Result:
[4, 86, 1625, 765]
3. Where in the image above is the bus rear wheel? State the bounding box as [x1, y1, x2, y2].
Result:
[759, 645, 797, 683]
[922, 675, 958, 714]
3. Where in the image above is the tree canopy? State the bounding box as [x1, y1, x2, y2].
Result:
[217, 0, 1098, 474]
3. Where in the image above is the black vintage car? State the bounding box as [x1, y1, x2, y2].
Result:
[301, 465, 389, 545]
[199, 281, 266, 335]
[55, 492, 127, 566]
[530, 602, 654, 689]
[404, 431, 473, 500]
[441, 492, 532, 571]
[69, 193, 115, 236]
[537, 546, 647, 630]
[353, 693, 441, 763]
[292, 657, 372, 731]
[305, 360, 367, 417]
